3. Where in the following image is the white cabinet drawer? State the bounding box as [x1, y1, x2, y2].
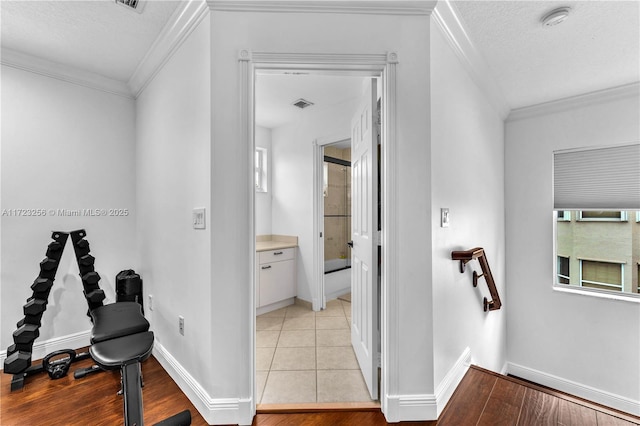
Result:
[259, 248, 295, 264]
[259, 259, 296, 307]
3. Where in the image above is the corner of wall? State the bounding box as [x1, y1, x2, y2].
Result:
[153, 342, 255, 425]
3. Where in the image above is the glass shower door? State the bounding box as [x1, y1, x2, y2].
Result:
[324, 153, 351, 273]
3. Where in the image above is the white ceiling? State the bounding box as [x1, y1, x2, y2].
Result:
[452, 1, 640, 109]
[1, 0, 181, 82]
[255, 73, 366, 129]
[1, 1, 638, 116]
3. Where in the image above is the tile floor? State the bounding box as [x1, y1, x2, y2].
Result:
[256, 298, 374, 404]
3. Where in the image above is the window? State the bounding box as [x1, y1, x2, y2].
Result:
[557, 256, 570, 284]
[255, 148, 267, 192]
[553, 143, 640, 298]
[578, 211, 627, 221]
[580, 260, 623, 291]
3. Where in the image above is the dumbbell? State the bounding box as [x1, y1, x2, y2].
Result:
[31, 278, 54, 300]
[17, 313, 44, 328]
[3, 351, 32, 375]
[31, 277, 53, 293]
[84, 289, 105, 303]
[23, 298, 47, 316]
[79, 254, 95, 266]
[39, 258, 57, 271]
[39, 258, 58, 278]
[74, 238, 90, 256]
[13, 323, 39, 345]
[6, 343, 33, 356]
[46, 241, 63, 255]
[82, 271, 100, 285]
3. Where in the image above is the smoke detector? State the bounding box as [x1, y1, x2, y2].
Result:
[292, 98, 314, 109]
[541, 7, 570, 27]
[115, 0, 145, 13]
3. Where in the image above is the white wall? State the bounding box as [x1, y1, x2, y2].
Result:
[271, 97, 359, 303]
[135, 15, 213, 394]
[0, 65, 137, 355]
[208, 9, 433, 423]
[505, 91, 640, 414]
[255, 125, 272, 236]
[430, 23, 506, 394]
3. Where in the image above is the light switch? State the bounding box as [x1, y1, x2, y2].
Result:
[193, 208, 206, 229]
[441, 208, 450, 228]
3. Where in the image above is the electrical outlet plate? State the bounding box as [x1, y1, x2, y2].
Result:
[193, 208, 205, 229]
[148, 294, 153, 311]
[179, 315, 184, 335]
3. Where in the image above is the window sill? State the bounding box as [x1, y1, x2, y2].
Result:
[553, 284, 640, 303]
[576, 219, 628, 222]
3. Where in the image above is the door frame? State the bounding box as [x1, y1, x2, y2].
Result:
[241, 50, 399, 416]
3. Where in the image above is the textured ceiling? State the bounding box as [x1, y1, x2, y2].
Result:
[453, 1, 640, 109]
[1, 1, 638, 112]
[1, 0, 181, 82]
[255, 74, 366, 129]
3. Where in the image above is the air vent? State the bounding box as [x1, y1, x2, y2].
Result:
[115, 0, 145, 13]
[293, 99, 314, 109]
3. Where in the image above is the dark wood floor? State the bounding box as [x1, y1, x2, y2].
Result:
[2, 357, 639, 425]
[253, 366, 640, 425]
[435, 366, 640, 426]
[0, 354, 208, 426]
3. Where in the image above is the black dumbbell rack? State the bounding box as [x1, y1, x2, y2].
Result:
[3, 229, 106, 391]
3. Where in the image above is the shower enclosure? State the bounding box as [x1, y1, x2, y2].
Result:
[323, 146, 352, 273]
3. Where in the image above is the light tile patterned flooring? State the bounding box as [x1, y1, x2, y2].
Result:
[256, 298, 374, 404]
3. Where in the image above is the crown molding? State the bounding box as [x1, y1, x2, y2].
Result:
[0, 48, 133, 99]
[432, 0, 510, 119]
[507, 82, 640, 122]
[207, 0, 437, 15]
[128, 0, 209, 98]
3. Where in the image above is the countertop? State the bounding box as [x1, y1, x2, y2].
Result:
[256, 234, 298, 252]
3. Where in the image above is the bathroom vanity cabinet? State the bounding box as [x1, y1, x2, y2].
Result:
[257, 248, 296, 307]
[256, 235, 297, 314]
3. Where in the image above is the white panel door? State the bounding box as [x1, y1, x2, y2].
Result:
[350, 78, 379, 400]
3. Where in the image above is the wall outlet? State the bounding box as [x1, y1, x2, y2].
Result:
[178, 315, 184, 335]
[148, 294, 153, 311]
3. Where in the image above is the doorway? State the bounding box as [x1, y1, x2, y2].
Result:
[242, 51, 399, 414]
[254, 73, 378, 406]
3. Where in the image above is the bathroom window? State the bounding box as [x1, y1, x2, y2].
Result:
[255, 148, 267, 193]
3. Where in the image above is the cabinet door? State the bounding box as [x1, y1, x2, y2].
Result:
[259, 260, 295, 307]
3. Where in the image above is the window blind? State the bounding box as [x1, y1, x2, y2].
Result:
[554, 143, 640, 210]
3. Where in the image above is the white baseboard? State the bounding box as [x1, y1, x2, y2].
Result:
[325, 287, 351, 302]
[152, 341, 255, 425]
[0, 329, 91, 367]
[383, 347, 471, 422]
[384, 393, 438, 421]
[506, 362, 640, 416]
[255, 298, 294, 316]
[435, 347, 471, 416]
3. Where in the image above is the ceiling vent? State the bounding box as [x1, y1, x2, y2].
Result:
[115, 0, 145, 13]
[293, 98, 314, 109]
